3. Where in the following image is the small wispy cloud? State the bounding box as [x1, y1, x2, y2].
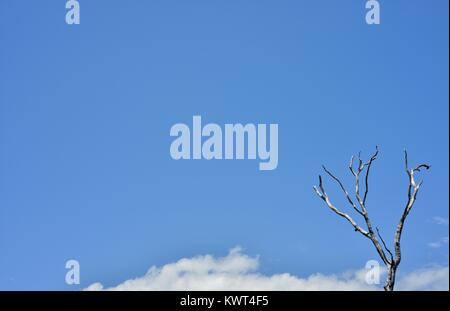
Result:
[432, 216, 449, 226]
[428, 237, 449, 249]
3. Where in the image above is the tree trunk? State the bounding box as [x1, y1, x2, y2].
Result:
[384, 264, 397, 291]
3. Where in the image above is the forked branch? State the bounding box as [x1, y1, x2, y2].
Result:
[313, 148, 430, 291]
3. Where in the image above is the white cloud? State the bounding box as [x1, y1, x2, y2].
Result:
[396, 266, 449, 291]
[428, 237, 449, 249]
[85, 247, 449, 291]
[432, 216, 449, 226]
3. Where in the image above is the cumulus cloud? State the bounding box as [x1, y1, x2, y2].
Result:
[396, 266, 449, 291]
[85, 247, 448, 291]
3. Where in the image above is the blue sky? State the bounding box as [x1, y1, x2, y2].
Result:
[0, 0, 448, 290]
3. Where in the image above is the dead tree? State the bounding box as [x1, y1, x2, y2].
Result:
[313, 147, 430, 291]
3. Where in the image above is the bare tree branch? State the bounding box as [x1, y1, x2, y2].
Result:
[413, 164, 431, 172]
[322, 165, 363, 216]
[313, 176, 369, 237]
[393, 151, 430, 266]
[313, 148, 430, 291]
[363, 146, 378, 205]
[376, 227, 393, 264]
[348, 148, 391, 266]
